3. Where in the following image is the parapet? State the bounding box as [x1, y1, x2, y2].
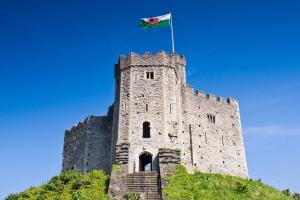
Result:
[115, 51, 186, 75]
[186, 85, 239, 106]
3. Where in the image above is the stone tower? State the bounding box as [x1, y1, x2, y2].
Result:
[62, 51, 248, 199]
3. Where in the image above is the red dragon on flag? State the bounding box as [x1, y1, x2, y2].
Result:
[147, 18, 160, 24]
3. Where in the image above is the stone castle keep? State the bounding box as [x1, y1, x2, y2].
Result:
[62, 51, 248, 199]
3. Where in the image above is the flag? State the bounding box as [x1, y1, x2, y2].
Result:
[140, 13, 171, 29]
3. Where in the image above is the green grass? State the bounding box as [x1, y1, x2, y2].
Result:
[163, 165, 293, 200]
[6, 166, 295, 200]
[6, 170, 110, 200]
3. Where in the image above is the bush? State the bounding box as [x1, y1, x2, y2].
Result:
[124, 192, 139, 200]
[6, 194, 18, 200]
[5, 170, 110, 200]
[293, 193, 300, 200]
[112, 164, 121, 172]
[283, 189, 292, 196]
[235, 182, 248, 194]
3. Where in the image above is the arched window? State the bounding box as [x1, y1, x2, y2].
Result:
[143, 121, 151, 138]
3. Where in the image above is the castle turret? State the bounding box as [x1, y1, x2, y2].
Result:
[111, 51, 186, 172]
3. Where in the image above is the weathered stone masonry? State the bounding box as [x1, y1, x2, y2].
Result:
[62, 51, 248, 199]
[62, 105, 113, 174]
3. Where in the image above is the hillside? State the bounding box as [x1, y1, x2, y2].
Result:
[163, 165, 295, 200]
[5, 170, 110, 200]
[6, 167, 296, 200]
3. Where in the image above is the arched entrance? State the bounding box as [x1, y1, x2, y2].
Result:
[139, 152, 152, 171]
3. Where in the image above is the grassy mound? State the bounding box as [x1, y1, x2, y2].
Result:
[6, 167, 296, 200]
[6, 170, 110, 200]
[163, 165, 293, 200]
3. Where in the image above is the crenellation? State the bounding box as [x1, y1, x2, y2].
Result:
[206, 93, 216, 100]
[227, 97, 239, 106]
[189, 89, 240, 107]
[195, 90, 206, 97]
[116, 51, 186, 71]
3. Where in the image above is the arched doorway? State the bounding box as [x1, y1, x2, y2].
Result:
[139, 152, 152, 171]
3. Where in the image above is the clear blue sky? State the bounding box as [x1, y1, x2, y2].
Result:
[0, 0, 299, 198]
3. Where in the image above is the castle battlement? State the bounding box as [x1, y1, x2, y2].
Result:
[115, 51, 186, 73]
[186, 85, 238, 106]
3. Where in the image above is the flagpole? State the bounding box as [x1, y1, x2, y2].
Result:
[170, 12, 175, 53]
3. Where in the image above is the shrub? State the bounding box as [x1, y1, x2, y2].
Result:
[293, 193, 300, 200]
[283, 189, 292, 196]
[112, 164, 121, 172]
[124, 192, 139, 200]
[235, 182, 248, 194]
[5, 194, 18, 200]
[5, 170, 110, 200]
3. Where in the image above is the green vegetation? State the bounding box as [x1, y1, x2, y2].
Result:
[111, 164, 121, 172]
[6, 167, 298, 200]
[123, 192, 139, 200]
[163, 165, 294, 200]
[6, 170, 110, 200]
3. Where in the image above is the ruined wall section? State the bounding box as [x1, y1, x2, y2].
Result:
[63, 121, 87, 172]
[182, 86, 248, 178]
[85, 110, 113, 174]
[62, 108, 113, 174]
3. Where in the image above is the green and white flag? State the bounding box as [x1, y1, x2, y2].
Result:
[139, 13, 171, 29]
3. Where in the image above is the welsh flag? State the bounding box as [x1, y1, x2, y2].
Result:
[140, 13, 171, 29]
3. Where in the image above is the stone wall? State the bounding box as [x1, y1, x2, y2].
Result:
[158, 148, 181, 178]
[108, 164, 128, 199]
[62, 121, 87, 172]
[62, 107, 113, 174]
[181, 86, 248, 178]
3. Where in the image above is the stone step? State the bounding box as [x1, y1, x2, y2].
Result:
[126, 186, 159, 190]
[126, 183, 159, 186]
[126, 187, 159, 192]
[126, 180, 159, 184]
[127, 174, 159, 177]
[127, 177, 159, 180]
[145, 195, 161, 200]
[127, 173, 159, 176]
[126, 183, 159, 187]
[125, 172, 162, 200]
[125, 189, 159, 193]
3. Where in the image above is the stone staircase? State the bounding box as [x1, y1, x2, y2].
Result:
[126, 171, 162, 200]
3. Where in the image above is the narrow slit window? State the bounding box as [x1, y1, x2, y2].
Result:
[146, 104, 148, 111]
[135, 73, 138, 81]
[222, 135, 224, 146]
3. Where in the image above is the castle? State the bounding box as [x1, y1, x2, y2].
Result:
[62, 51, 248, 199]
